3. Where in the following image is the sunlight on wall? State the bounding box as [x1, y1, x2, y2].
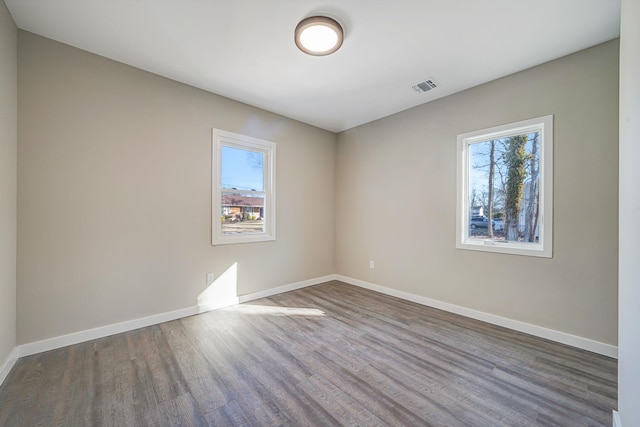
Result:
[197, 262, 239, 312]
[229, 305, 326, 317]
[196, 262, 326, 317]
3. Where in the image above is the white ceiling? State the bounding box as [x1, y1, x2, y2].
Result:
[5, 0, 620, 133]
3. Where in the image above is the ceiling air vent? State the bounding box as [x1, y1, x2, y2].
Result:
[412, 78, 439, 93]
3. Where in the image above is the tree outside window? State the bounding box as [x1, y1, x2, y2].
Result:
[457, 116, 553, 257]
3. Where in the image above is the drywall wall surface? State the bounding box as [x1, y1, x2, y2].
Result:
[0, 0, 17, 364]
[336, 40, 619, 345]
[618, 0, 640, 422]
[17, 31, 336, 344]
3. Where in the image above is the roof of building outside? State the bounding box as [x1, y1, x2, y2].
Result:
[221, 194, 264, 207]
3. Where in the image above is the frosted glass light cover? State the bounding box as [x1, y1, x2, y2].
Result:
[300, 25, 339, 52]
[295, 16, 343, 56]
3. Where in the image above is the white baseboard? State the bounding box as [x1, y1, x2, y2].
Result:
[17, 305, 199, 358]
[613, 410, 621, 427]
[238, 275, 336, 304]
[16, 274, 335, 359]
[0, 347, 18, 386]
[7, 271, 616, 383]
[336, 275, 618, 359]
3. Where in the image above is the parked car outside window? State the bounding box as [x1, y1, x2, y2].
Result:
[470, 216, 503, 231]
[470, 216, 491, 229]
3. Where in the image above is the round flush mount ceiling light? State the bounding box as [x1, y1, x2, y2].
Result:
[295, 16, 344, 56]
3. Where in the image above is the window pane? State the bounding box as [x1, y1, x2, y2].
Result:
[467, 131, 540, 243]
[220, 191, 265, 235]
[456, 115, 552, 257]
[213, 128, 275, 245]
[221, 146, 264, 192]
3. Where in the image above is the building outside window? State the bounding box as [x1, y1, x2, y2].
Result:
[212, 129, 276, 245]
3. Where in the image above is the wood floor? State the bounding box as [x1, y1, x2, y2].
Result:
[0, 281, 617, 426]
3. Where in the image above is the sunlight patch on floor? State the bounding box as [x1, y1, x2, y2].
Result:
[230, 305, 325, 317]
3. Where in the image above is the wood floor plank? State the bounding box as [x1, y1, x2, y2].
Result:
[158, 322, 229, 415]
[191, 331, 287, 426]
[242, 362, 348, 426]
[0, 280, 617, 426]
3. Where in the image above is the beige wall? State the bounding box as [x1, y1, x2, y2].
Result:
[618, 0, 640, 422]
[336, 40, 619, 345]
[0, 1, 17, 364]
[14, 29, 620, 350]
[17, 32, 336, 344]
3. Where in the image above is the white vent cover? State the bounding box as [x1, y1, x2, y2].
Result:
[412, 78, 439, 93]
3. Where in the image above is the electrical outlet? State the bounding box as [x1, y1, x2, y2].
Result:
[369, 260, 375, 269]
[206, 273, 214, 285]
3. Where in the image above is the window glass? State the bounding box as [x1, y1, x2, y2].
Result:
[467, 131, 540, 243]
[456, 116, 553, 257]
[221, 146, 264, 192]
[213, 130, 276, 245]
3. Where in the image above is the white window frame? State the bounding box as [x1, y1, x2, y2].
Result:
[456, 115, 553, 257]
[212, 129, 276, 245]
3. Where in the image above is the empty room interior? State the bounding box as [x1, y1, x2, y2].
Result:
[1, 1, 639, 426]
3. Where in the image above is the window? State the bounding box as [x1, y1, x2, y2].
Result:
[456, 115, 553, 257]
[212, 129, 276, 245]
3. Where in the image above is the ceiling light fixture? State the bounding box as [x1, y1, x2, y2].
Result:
[295, 16, 343, 56]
